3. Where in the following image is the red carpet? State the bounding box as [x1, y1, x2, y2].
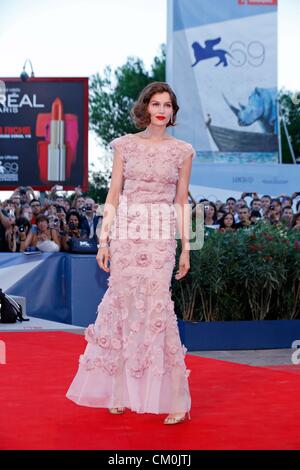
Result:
[0, 331, 300, 450]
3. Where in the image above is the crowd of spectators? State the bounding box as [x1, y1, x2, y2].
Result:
[188, 191, 300, 234]
[1, 186, 300, 253]
[0, 186, 102, 253]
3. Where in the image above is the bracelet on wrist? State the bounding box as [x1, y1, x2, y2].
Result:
[98, 242, 109, 248]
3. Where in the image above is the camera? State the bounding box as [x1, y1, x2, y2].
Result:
[69, 222, 77, 230]
[269, 205, 275, 210]
[85, 204, 93, 211]
[18, 225, 25, 233]
[19, 187, 27, 195]
[48, 216, 60, 228]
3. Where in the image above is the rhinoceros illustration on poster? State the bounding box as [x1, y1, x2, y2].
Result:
[205, 87, 278, 153]
[223, 87, 277, 134]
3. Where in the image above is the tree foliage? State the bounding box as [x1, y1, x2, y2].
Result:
[89, 44, 166, 148]
[279, 89, 300, 163]
[86, 45, 165, 202]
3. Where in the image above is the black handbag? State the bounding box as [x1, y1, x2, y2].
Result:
[0, 289, 30, 323]
[68, 237, 98, 254]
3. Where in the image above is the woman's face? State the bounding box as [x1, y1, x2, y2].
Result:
[23, 209, 33, 221]
[76, 197, 85, 210]
[69, 215, 79, 227]
[57, 210, 66, 220]
[38, 220, 48, 231]
[48, 205, 57, 215]
[63, 201, 71, 213]
[204, 205, 215, 219]
[147, 92, 173, 127]
[224, 214, 234, 227]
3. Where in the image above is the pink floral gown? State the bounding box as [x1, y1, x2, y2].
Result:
[66, 134, 195, 414]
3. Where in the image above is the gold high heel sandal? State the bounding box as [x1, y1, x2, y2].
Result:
[163, 412, 191, 425]
[108, 407, 125, 414]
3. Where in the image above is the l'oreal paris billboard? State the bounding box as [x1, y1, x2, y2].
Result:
[0, 78, 88, 190]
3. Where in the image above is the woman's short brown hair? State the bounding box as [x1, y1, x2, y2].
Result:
[36, 214, 49, 224]
[131, 82, 179, 129]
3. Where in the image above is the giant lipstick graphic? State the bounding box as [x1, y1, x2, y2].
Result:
[47, 98, 66, 181]
[36, 97, 79, 183]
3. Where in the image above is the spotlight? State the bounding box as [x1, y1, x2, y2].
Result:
[20, 59, 35, 81]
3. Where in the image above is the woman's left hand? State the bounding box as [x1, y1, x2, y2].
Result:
[175, 251, 190, 280]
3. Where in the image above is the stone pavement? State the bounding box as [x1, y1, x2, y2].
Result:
[189, 349, 294, 366]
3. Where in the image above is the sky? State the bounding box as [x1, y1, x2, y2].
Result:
[1, 0, 298, 87]
[0, 0, 299, 197]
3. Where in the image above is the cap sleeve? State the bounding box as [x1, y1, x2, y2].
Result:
[109, 136, 127, 162]
[178, 142, 196, 168]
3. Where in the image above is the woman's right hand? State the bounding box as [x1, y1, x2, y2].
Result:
[96, 247, 110, 272]
[37, 232, 49, 242]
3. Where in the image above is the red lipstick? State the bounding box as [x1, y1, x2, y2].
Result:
[156, 116, 165, 121]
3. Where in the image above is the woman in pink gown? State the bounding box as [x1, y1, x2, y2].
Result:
[66, 82, 195, 425]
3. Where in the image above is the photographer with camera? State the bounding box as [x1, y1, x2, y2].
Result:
[55, 205, 67, 232]
[20, 204, 34, 223]
[48, 213, 61, 233]
[5, 217, 31, 252]
[60, 210, 88, 252]
[12, 186, 37, 206]
[10, 193, 22, 218]
[71, 186, 85, 210]
[80, 197, 100, 240]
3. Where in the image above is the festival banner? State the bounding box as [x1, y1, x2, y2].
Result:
[167, 0, 278, 164]
[0, 78, 88, 190]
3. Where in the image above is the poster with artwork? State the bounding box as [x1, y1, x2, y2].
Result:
[167, 0, 278, 164]
[0, 78, 88, 190]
